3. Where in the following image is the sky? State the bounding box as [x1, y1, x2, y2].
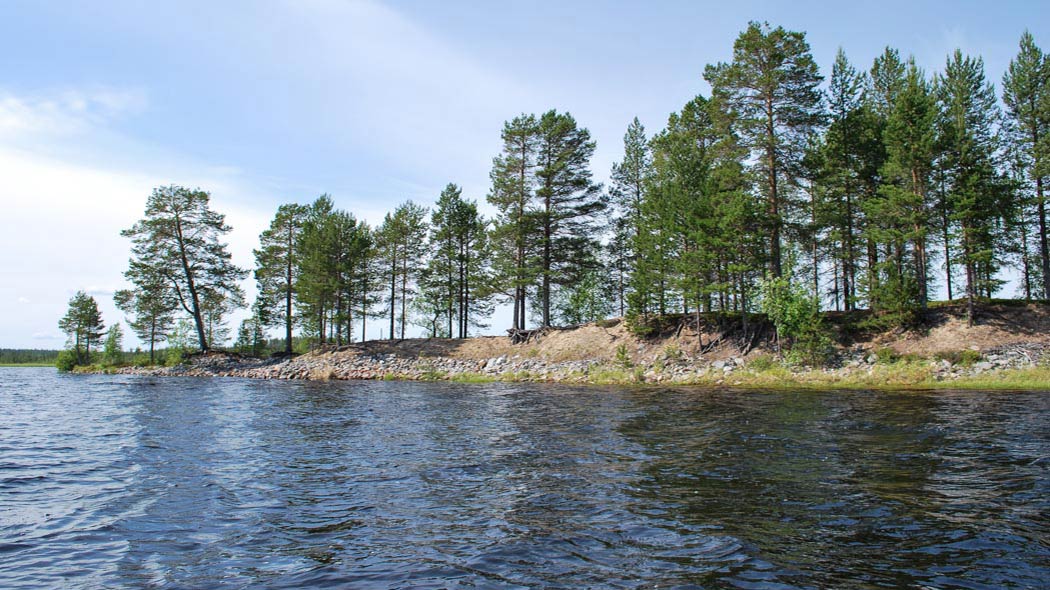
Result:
[1, 0, 1047, 349]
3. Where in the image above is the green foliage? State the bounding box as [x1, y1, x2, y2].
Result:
[121, 185, 247, 351]
[376, 200, 429, 340]
[747, 354, 777, 372]
[935, 349, 982, 366]
[873, 347, 898, 364]
[58, 290, 105, 366]
[662, 344, 682, 361]
[165, 348, 185, 367]
[0, 349, 60, 365]
[422, 183, 494, 338]
[102, 324, 124, 367]
[254, 203, 308, 353]
[615, 344, 632, 369]
[55, 350, 77, 372]
[759, 273, 833, 366]
[554, 270, 611, 326]
[704, 21, 824, 278]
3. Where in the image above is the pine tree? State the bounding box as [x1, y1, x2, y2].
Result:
[121, 185, 247, 352]
[426, 183, 493, 338]
[377, 201, 428, 339]
[488, 114, 540, 331]
[114, 272, 176, 365]
[533, 110, 605, 327]
[1003, 31, 1050, 299]
[939, 50, 1011, 324]
[609, 117, 652, 315]
[254, 203, 308, 354]
[817, 49, 871, 310]
[296, 195, 339, 343]
[58, 290, 105, 365]
[704, 21, 824, 278]
[878, 58, 939, 308]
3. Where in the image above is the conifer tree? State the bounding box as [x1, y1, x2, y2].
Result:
[427, 183, 493, 338]
[114, 273, 176, 365]
[939, 50, 1010, 324]
[377, 201, 428, 339]
[817, 49, 871, 310]
[1003, 31, 1050, 299]
[534, 110, 605, 327]
[296, 195, 339, 343]
[488, 114, 540, 330]
[609, 117, 652, 316]
[121, 185, 247, 352]
[704, 21, 824, 278]
[58, 290, 105, 365]
[102, 324, 124, 366]
[254, 203, 308, 354]
[878, 58, 939, 308]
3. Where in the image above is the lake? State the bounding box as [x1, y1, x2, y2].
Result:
[1, 367, 1047, 588]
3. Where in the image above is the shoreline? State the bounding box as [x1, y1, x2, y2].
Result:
[94, 342, 1050, 391]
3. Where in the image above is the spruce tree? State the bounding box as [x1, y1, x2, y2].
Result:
[609, 117, 652, 316]
[878, 58, 938, 308]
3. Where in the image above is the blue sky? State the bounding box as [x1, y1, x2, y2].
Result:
[1, 0, 1046, 348]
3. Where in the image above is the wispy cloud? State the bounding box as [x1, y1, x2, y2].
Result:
[17, 296, 30, 304]
[0, 87, 147, 140]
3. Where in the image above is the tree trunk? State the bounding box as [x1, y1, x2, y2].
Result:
[1038, 175, 1049, 300]
[173, 211, 208, 351]
[389, 249, 396, 340]
[766, 99, 782, 278]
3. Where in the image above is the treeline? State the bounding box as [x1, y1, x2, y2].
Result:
[84, 22, 1049, 360]
[0, 349, 59, 365]
[617, 24, 1049, 330]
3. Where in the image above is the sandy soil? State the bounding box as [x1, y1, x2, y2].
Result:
[331, 302, 1050, 363]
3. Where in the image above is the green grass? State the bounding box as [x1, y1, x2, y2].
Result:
[0, 362, 55, 367]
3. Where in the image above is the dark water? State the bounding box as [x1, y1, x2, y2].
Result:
[1, 368, 1047, 589]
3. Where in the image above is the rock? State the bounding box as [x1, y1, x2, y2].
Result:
[975, 361, 994, 372]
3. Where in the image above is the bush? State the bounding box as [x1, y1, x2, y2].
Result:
[55, 350, 77, 372]
[615, 344, 632, 368]
[759, 273, 833, 367]
[747, 354, 777, 372]
[874, 347, 898, 364]
[165, 349, 185, 367]
[663, 344, 682, 361]
[934, 349, 982, 367]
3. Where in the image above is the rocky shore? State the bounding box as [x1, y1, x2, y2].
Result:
[111, 341, 1050, 387]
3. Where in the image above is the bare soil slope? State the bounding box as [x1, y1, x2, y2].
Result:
[326, 302, 1050, 364]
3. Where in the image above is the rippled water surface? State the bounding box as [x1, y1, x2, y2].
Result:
[1, 368, 1047, 588]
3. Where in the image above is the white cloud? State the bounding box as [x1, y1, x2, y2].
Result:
[0, 87, 146, 140]
[0, 84, 274, 348]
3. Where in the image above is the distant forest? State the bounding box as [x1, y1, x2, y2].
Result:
[60, 22, 1050, 358]
[0, 349, 60, 365]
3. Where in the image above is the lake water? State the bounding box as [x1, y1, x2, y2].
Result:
[1, 367, 1047, 589]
